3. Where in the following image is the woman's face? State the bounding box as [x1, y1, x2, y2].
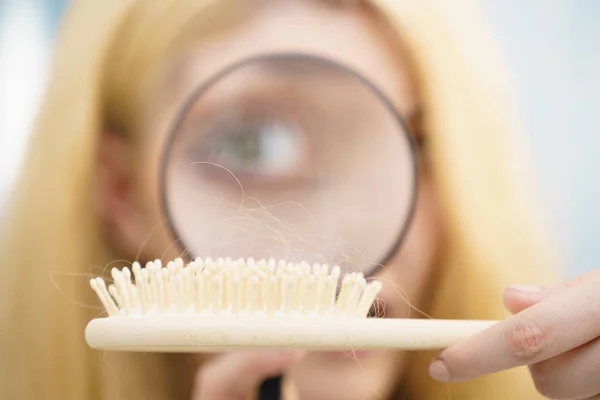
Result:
[98, 1, 442, 399]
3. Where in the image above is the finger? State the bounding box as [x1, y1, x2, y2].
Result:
[528, 336, 600, 400]
[192, 351, 305, 400]
[429, 273, 600, 382]
[503, 285, 545, 314]
[546, 268, 600, 296]
[505, 269, 600, 315]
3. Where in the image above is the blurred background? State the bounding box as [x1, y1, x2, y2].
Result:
[0, 0, 598, 278]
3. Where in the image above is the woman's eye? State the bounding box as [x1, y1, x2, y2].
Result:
[197, 121, 311, 183]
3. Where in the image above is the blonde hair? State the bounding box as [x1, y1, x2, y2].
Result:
[0, 0, 557, 399]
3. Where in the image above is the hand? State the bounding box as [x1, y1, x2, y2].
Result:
[429, 269, 600, 399]
[192, 351, 304, 400]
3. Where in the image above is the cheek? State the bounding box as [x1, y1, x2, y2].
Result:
[127, 117, 185, 262]
[377, 174, 443, 317]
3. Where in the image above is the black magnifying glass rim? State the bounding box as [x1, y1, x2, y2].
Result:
[159, 52, 419, 278]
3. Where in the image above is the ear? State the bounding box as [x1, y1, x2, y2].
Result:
[95, 132, 149, 258]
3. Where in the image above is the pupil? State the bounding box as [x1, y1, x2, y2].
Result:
[226, 124, 264, 167]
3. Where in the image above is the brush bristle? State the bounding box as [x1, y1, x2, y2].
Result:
[90, 257, 382, 318]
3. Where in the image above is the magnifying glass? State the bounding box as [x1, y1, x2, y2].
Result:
[160, 53, 418, 279]
[159, 53, 418, 400]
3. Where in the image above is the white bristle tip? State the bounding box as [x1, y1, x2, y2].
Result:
[89, 257, 381, 319]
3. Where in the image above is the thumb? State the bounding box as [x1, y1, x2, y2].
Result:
[192, 351, 305, 400]
[503, 268, 600, 314]
[503, 285, 545, 314]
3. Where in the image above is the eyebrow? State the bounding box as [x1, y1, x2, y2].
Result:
[167, 54, 417, 129]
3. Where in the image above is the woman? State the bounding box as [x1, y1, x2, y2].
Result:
[0, 0, 563, 399]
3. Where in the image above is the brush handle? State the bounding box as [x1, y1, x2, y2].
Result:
[259, 375, 283, 400]
[86, 316, 498, 351]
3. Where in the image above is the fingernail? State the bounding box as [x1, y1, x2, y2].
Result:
[429, 356, 451, 381]
[278, 351, 306, 364]
[508, 285, 543, 294]
[289, 351, 306, 362]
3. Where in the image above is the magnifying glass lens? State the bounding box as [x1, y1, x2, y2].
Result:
[162, 55, 417, 275]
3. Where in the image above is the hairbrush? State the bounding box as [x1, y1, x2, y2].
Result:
[86, 257, 497, 352]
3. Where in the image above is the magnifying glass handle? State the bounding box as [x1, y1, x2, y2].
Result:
[259, 375, 283, 400]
